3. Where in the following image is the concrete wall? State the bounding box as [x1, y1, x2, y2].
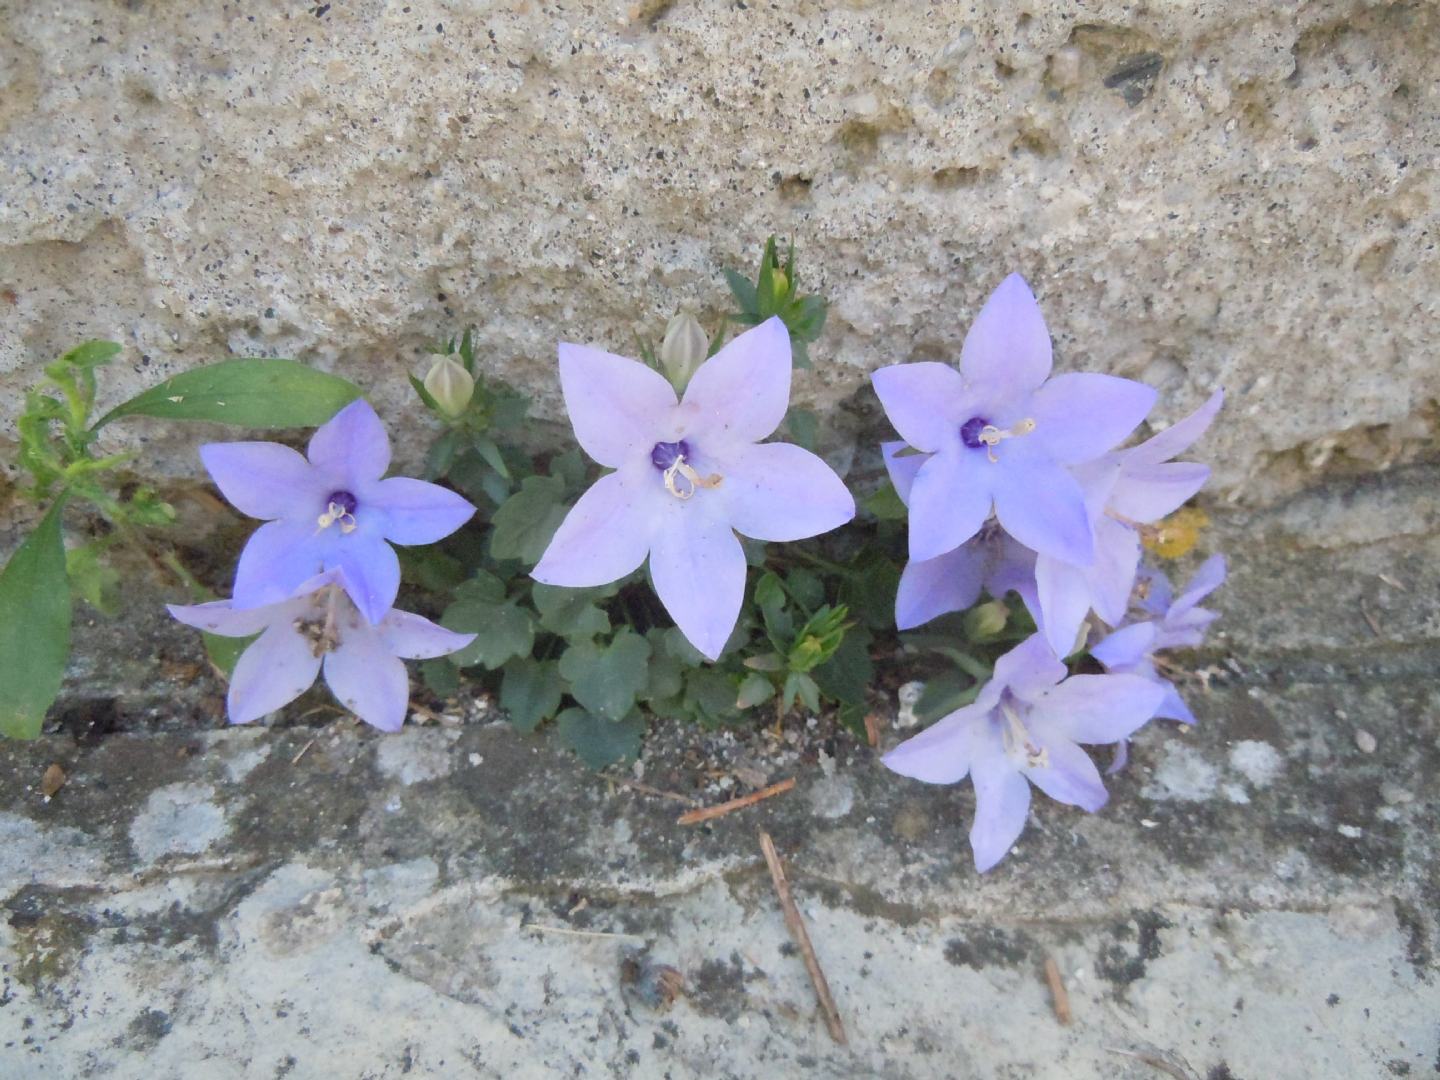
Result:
[2, 0, 1436, 504]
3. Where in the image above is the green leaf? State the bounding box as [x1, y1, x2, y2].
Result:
[812, 626, 873, 705]
[398, 546, 469, 593]
[788, 294, 828, 341]
[558, 629, 652, 720]
[554, 707, 645, 769]
[453, 570, 507, 604]
[684, 667, 740, 725]
[489, 475, 567, 564]
[0, 502, 72, 739]
[549, 448, 587, 493]
[424, 428, 461, 480]
[785, 566, 826, 612]
[409, 373, 443, 415]
[839, 550, 901, 630]
[641, 629, 685, 702]
[784, 407, 819, 452]
[442, 599, 536, 669]
[420, 658, 461, 697]
[915, 670, 980, 724]
[499, 657, 564, 733]
[723, 268, 759, 315]
[861, 481, 908, 522]
[94, 359, 362, 430]
[203, 631, 256, 680]
[471, 435, 512, 481]
[736, 672, 776, 710]
[50, 340, 122, 373]
[754, 572, 792, 645]
[532, 583, 611, 640]
[791, 672, 821, 714]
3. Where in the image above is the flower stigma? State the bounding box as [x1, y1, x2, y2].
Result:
[961, 415, 1037, 463]
[652, 440, 722, 501]
[316, 490, 359, 534]
[999, 696, 1049, 769]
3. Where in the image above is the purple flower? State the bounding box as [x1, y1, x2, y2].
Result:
[871, 273, 1156, 565]
[882, 441, 1038, 629]
[532, 317, 855, 660]
[169, 572, 475, 732]
[1091, 554, 1226, 725]
[202, 400, 476, 624]
[883, 634, 1164, 872]
[1033, 390, 1223, 656]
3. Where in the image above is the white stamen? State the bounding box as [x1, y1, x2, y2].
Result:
[1000, 701, 1049, 769]
[663, 454, 723, 500]
[316, 501, 358, 534]
[978, 417, 1036, 463]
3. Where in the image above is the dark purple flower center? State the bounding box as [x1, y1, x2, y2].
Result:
[651, 439, 692, 471]
[959, 416, 991, 449]
[327, 490, 359, 515]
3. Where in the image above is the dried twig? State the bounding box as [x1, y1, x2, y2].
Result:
[863, 712, 882, 749]
[523, 922, 645, 942]
[757, 830, 847, 1045]
[1043, 955, 1072, 1025]
[676, 778, 795, 825]
[601, 774, 701, 807]
[290, 738, 318, 765]
[1103, 1045, 1199, 1080]
[1359, 602, 1382, 638]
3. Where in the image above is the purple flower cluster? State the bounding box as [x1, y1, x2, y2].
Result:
[172, 400, 477, 730]
[876, 274, 1225, 871]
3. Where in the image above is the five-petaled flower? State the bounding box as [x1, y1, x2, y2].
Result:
[202, 399, 476, 625]
[882, 633, 1164, 872]
[871, 273, 1157, 567]
[169, 571, 475, 731]
[532, 316, 855, 660]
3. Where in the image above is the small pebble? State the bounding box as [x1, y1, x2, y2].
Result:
[1354, 730, 1377, 754]
[1337, 824, 1363, 838]
[1379, 782, 1413, 805]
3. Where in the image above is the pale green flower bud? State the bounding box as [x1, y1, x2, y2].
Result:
[423, 354, 474, 418]
[963, 599, 1009, 643]
[659, 312, 708, 392]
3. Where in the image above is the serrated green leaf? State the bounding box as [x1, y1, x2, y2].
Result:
[94, 359, 362, 430]
[500, 657, 564, 733]
[453, 570, 507, 604]
[489, 475, 567, 564]
[549, 448, 587, 493]
[839, 549, 901, 630]
[754, 571, 792, 647]
[554, 707, 645, 769]
[442, 599, 535, 669]
[785, 566, 825, 612]
[420, 658, 461, 697]
[0, 501, 72, 739]
[532, 583, 611, 640]
[812, 626, 873, 705]
[50, 340, 122, 373]
[684, 668, 740, 726]
[558, 630, 651, 720]
[736, 672, 776, 710]
[642, 629, 685, 701]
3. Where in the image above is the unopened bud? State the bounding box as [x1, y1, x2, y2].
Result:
[423, 354, 474, 418]
[659, 312, 707, 391]
[963, 599, 1009, 643]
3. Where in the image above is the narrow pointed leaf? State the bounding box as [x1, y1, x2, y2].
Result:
[0, 502, 72, 739]
[94, 359, 362, 429]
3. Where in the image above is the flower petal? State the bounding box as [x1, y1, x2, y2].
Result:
[306, 399, 391, 487]
[959, 273, 1053, 398]
[1030, 373, 1157, 465]
[1034, 556, 1092, 657]
[227, 624, 321, 725]
[1156, 684, 1197, 724]
[1024, 739, 1108, 812]
[907, 450, 994, 562]
[1089, 516, 1142, 626]
[323, 629, 410, 732]
[333, 535, 401, 625]
[1031, 672, 1165, 744]
[1109, 462, 1210, 523]
[532, 469, 657, 588]
[895, 546, 985, 630]
[649, 510, 746, 661]
[881, 441, 925, 504]
[882, 703, 991, 784]
[232, 519, 329, 610]
[870, 363, 967, 453]
[722, 442, 855, 542]
[366, 476, 476, 545]
[1091, 621, 1157, 670]
[1171, 554, 1227, 619]
[380, 609, 477, 660]
[681, 316, 792, 445]
[991, 455, 1093, 566]
[167, 599, 277, 638]
[1127, 388, 1224, 467]
[200, 442, 323, 521]
[992, 633, 1066, 699]
[558, 342, 678, 468]
[969, 753, 1032, 873]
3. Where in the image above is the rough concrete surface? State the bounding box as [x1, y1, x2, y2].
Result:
[3, 462, 1439, 1077]
[3, 1, 1439, 507]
